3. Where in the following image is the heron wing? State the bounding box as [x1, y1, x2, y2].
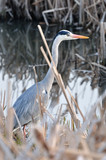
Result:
[13, 84, 38, 128]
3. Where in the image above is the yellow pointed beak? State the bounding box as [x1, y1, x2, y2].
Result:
[72, 34, 89, 39]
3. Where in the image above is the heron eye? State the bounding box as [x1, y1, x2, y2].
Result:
[67, 32, 70, 36]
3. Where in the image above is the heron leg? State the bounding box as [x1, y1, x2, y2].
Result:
[23, 125, 26, 139]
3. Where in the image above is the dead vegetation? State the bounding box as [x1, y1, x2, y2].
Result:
[0, 25, 106, 160]
[0, 1, 106, 60]
[0, 1, 106, 27]
[0, 0, 105, 57]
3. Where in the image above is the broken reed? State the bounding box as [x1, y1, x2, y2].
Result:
[0, 0, 105, 28]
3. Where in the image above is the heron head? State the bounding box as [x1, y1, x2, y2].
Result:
[57, 30, 89, 41]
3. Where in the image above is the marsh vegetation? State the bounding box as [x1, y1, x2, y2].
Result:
[0, 0, 106, 159]
[0, 23, 106, 159]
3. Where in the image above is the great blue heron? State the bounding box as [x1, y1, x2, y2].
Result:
[13, 30, 89, 136]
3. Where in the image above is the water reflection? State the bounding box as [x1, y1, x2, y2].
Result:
[0, 21, 105, 121]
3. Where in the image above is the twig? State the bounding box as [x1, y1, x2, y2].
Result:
[38, 25, 56, 67]
[67, 86, 85, 122]
[75, 54, 106, 70]
[42, 7, 67, 25]
[13, 109, 23, 135]
[43, 107, 55, 122]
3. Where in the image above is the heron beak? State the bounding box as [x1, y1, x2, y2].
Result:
[72, 34, 89, 39]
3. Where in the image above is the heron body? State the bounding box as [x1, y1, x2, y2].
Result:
[13, 30, 89, 129]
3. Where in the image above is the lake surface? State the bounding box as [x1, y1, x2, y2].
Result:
[0, 20, 105, 123]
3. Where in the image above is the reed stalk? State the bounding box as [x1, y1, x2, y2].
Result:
[0, 0, 105, 31]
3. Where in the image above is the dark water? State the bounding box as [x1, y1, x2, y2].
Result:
[0, 21, 105, 122]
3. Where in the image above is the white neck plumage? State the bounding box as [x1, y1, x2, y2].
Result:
[42, 35, 62, 92]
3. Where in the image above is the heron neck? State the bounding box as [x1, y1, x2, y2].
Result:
[42, 37, 61, 92]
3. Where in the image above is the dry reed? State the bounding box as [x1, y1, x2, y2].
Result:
[1, 0, 104, 57]
[0, 0, 105, 30]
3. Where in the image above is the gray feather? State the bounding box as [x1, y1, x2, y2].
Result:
[13, 82, 48, 128]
